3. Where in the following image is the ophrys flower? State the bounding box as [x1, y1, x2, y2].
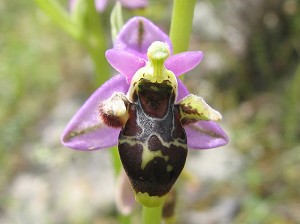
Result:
[61, 17, 228, 207]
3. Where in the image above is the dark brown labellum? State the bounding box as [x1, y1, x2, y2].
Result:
[118, 80, 187, 198]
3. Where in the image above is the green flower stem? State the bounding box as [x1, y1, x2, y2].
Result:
[35, 0, 110, 86]
[169, 0, 196, 54]
[142, 205, 163, 224]
[34, 0, 79, 39]
[110, 146, 122, 175]
[81, 0, 110, 86]
[283, 64, 300, 147]
[110, 1, 124, 42]
[119, 214, 131, 224]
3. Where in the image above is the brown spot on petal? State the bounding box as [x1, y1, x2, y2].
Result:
[138, 20, 145, 50]
[181, 103, 201, 116]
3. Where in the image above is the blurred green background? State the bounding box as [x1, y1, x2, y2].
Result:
[0, 0, 299, 223]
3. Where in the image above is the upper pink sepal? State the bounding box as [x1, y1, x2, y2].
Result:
[114, 17, 172, 59]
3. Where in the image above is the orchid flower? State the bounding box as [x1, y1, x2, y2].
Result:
[69, 0, 148, 12]
[61, 17, 228, 207]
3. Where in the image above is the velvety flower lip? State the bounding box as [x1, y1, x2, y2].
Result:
[61, 16, 229, 151]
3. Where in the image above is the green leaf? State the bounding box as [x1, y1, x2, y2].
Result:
[110, 1, 124, 42]
[34, 0, 79, 39]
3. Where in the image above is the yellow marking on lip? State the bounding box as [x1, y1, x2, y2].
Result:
[141, 148, 169, 169]
[167, 165, 173, 172]
[150, 85, 159, 91]
[154, 134, 186, 149]
[119, 134, 187, 170]
[119, 135, 168, 170]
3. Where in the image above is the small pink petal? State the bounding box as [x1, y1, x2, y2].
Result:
[120, 0, 148, 9]
[95, 0, 108, 12]
[69, 0, 76, 11]
[114, 17, 172, 59]
[165, 51, 203, 77]
[106, 49, 146, 83]
[61, 74, 129, 150]
[185, 121, 229, 149]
